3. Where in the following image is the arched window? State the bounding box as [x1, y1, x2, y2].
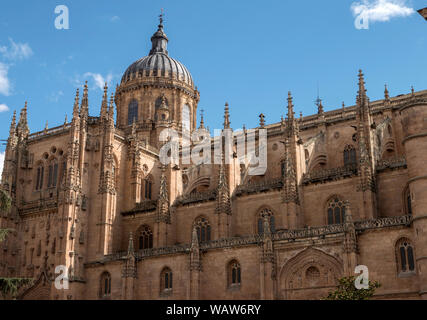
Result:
[343, 145, 357, 167]
[327, 197, 346, 225]
[100, 272, 111, 299]
[144, 176, 153, 200]
[194, 217, 211, 242]
[182, 104, 191, 132]
[396, 238, 415, 274]
[137, 225, 153, 250]
[47, 160, 58, 188]
[35, 164, 44, 191]
[160, 267, 173, 293]
[257, 208, 275, 235]
[128, 100, 138, 125]
[228, 260, 241, 287]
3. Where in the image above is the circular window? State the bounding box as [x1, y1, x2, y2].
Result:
[306, 266, 320, 282]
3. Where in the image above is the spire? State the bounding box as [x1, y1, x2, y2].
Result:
[8, 110, 16, 138]
[384, 84, 389, 100]
[158, 166, 168, 201]
[127, 232, 135, 255]
[190, 225, 201, 271]
[281, 138, 299, 204]
[17, 101, 29, 138]
[73, 88, 80, 118]
[149, 10, 169, 55]
[215, 161, 231, 215]
[157, 165, 170, 222]
[259, 113, 265, 128]
[223, 102, 230, 129]
[343, 201, 357, 253]
[411, 85, 415, 96]
[64, 114, 68, 125]
[44, 120, 49, 131]
[100, 82, 108, 118]
[317, 99, 324, 115]
[198, 109, 205, 129]
[191, 225, 199, 248]
[357, 69, 367, 106]
[108, 93, 115, 126]
[287, 91, 294, 120]
[80, 81, 89, 118]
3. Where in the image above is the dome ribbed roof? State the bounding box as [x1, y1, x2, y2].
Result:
[121, 19, 194, 88]
[121, 53, 193, 87]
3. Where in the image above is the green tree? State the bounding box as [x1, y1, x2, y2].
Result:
[0, 188, 33, 299]
[325, 276, 381, 300]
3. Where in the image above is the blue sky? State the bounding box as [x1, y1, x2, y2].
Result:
[0, 0, 426, 170]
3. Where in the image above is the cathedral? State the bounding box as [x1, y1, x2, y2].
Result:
[1, 17, 427, 300]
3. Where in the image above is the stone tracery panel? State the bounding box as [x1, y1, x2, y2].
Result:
[279, 247, 343, 300]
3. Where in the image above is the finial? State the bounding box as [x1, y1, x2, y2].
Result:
[127, 232, 135, 254]
[223, 102, 230, 129]
[411, 86, 415, 95]
[159, 8, 164, 26]
[317, 99, 324, 115]
[287, 91, 294, 119]
[45, 120, 49, 131]
[199, 108, 205, 129]
[259, 113, 265, 128]
[8, 110, 16, 136]
[300, 111, 303, 118]
[108, 93, 115, 118]
[342, 101, 345, 109]
[384, 84, 389, 100]
[357, 69, 367, 101]
[64, 114, 68, 124]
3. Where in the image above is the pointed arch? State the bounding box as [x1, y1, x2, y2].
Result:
[395, 237, 416, 275]
[255, 206, 275, 235]
[227, 259, 241, 287]
[193, 216, 211, 242]
[136, 224, 153, 250]
[279, 247, 343, 300]
[160, 266, 173, 295]
[325, 195, 346, 225]
[343, 144, 357, 167]
[99, 271, 111, 299]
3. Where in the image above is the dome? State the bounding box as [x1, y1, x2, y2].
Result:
[121, 19, 194, 88]
[121, 53, 193, 87]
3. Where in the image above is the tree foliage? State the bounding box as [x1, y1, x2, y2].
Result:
[0, 188, 11, 212]
[0, 188, 33, 299]
[0, 278, 34, 299]
[325, 276, 381, 300]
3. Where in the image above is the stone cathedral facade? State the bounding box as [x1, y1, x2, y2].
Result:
[1, 19, 427, 300]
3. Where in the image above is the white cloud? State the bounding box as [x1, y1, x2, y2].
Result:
[0, 38, 33, 61]
[0, 103, 9, 112]
[83, 72, 113, 90]
[0, 152, 4, 175]
[351, 0, 415, 23]
[0, 63, 11, 96]
[48, 90, 64, 103]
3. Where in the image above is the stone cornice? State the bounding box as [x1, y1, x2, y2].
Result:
[86, 215, 411, 265]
